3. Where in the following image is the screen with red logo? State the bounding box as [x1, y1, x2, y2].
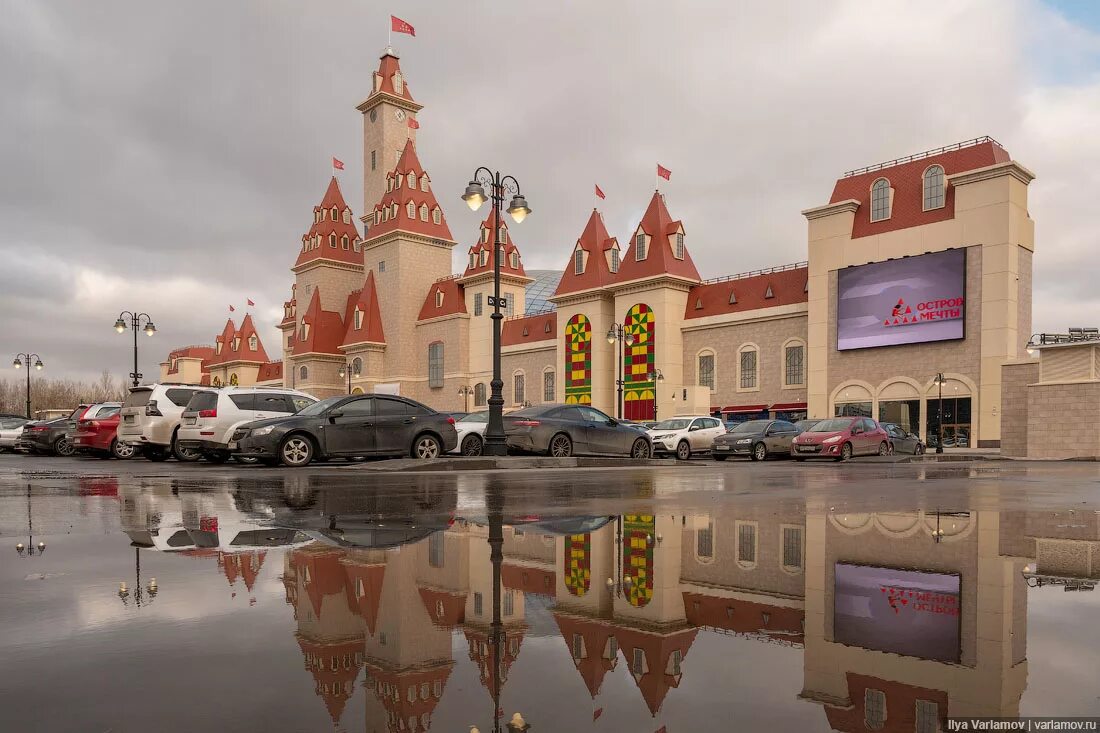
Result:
[836, 248, 966, 351]
[833, 562, 961, 663]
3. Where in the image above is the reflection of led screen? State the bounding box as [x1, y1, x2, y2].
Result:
[833, 563, 960, 663]
[837, 249, 966, 351]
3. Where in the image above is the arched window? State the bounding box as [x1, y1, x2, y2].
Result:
[229, 373, 239, 386]
[329, 233, 337, 247]
[299, 365, 308, 381]
[738, 344, 758, 390]
[212, 375, 222, 387]
[697, 350, 715, 390]
[343, 209, 351, 224]
[513, 372, 525, 405]
[543, 368, 555, 402]
[419, 203, 428, 222]
[352, 357, 363, 376]
[783, 339, 805, 387]
[923, 164, 945, 210]
[435, 290, 444, 308]
[248, 335, 258, 351]
[406, 201, 416, 219]
[474, 383, 487, 407]
[870, 178, 891, 222]
[341, 234, 349, 250]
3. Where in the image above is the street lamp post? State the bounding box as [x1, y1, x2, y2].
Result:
[933, 372, 945, 454]
[647, 368, 665, 422]
[11, 353, 44, 419]
[461, 168, 532, 456]
[458, 385, 474, 413]
[606, 324, 635, 419]
[15, 484, 46, 558]
[337, 363, 353, 395]
[114, 312, 157, 388]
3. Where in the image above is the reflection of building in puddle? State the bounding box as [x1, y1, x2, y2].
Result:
[1002, 510, 1100, 591]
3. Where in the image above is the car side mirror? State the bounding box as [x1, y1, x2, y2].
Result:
[689, 424, 701, 432]
[328, 410, 344, 419]
[607, 418, 617, 427]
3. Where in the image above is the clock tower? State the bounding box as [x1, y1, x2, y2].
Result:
[357, 47, 423, 230]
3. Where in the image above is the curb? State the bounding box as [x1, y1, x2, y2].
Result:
[346, 456, 669, 472]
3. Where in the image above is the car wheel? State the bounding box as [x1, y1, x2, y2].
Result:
[675, 440, 691, 461]
[205, 451, 230, 464]
[412, 434, 442, 460]
[914, 444, 924, 455]
[145, 446, 169, 462]
[549, 433, 573, 458]
[461, 434, 483, 457]
[111, 439, 136, 460]
[838, 442, 853, 461]
[630, 438, 651, 459]
[235, 455, 260, 465]
[279, 434, 314, 467]
[877, 441, 889, 456]
[752, 442, 767, 462]
[713, 454, 728, 461]
[172, 434, 201, 463]
[54, 436, 75, 457]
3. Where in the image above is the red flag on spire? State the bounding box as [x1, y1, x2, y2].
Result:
[229, 305, 235, 312]
[407, 117, 420, 130]
[657, 164, 671, 181]
[332, 157, 345, 170]
[593, 708, 604, 721]
[391, 15, 415, 36]
[246, 299, 255, 306]
[594, 184, 606, 200]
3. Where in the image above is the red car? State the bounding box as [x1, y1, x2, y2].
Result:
[72, 403, 134, 459]
[791, 416, 889, 461]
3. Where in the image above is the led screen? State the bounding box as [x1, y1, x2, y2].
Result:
[833, 562, 960, 663]
[836, 249, 966, 351]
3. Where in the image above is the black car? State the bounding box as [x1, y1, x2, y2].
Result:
[881, 422, 925, 455]
[231, 393, 458, 467]
[18, 417, 75, 456]
[712, 419, 802, 461]
[503, 403, 652, 458]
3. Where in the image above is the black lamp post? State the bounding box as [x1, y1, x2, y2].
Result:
[458, 385, 474, 413]
[337, 362, 353, 394]
[461, 168, 532, 457]
[11, 353, 44, 419]
[647, 368, 665, 422]
[933, 372, 945, 454]
[114, 312, 156, 388]
[607, 324, 635, 419]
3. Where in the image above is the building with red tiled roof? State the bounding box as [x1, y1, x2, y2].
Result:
[159, 345, 214, 385]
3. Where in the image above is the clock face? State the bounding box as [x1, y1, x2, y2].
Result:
[394, 109, 406, 121]
[369, 108, 377, 123]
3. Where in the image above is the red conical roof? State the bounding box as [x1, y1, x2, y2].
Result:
[295, 177, 363, 269]
[614, 191, 700, 284]
[209, 318, 238, 366]
[553, 209, 621, 297]
[552, 613, 618, 699]
[462, 213, 526, 279]
[297, 635, 364, 725]
[614, 625, 698, 716]
[221, 550, 267, 592]
[291, 287, 345, 356]
[367, 140, 453, 241]
[221, 313, 269, 364]
[365, 660, 454, 733]
[464, 627, 526, 701]
[341, 271, 386, 347]
[341, 559, 386, 635]
[374, 50, 416, 103]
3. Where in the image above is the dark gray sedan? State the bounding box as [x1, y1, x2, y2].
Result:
[503, 403, 652, 458]
[882, 422, 925, 455]
[18, 418, 75, 456]
[712, 419, 802, 461]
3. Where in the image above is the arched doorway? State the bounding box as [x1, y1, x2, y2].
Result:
[564, 314, 592, 405]
[622, 304, 655, 420]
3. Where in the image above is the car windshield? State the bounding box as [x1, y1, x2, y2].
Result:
[729, 420, 770, 434]
[296, 396, 345, 417]
[652, 419, 691, 431]
[810, 418, 854, 432]
[795, 419, 822, 431]
[509, 405, 554, 418]
[462, 412, 489, 424]
[123, 389, 152, 408]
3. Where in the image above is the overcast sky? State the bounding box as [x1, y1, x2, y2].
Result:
[2, 0, 1099, 381]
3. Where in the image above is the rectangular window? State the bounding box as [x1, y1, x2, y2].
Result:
[698, 354, 715, 390]
[737, 523, 756, 565]
[504, 292, 514, 318]
[543, 371, 555, 402]
[784, 345, 804, 386]
[571, 633, 584, 660]
[503, 590, 514, 616]
[632, 648, 645, 675]
[635, 233, 647, 260]
[864, 689, 886, 730]
[379, 260, 386, 273]
[740, 350, 757, 389]
[474, 292, 483, 316]
[915, 700, 939, 733]
[514, 373, 525, 404]
[574, 249, 584, 274]
[696, 522, 714, 560]
[782, 526, 803, 570]
[610, 247, 620, 273]
[371, 150, 376, 171]
[675, 232, 685, 259]
[473, 592, 483, 616]
[428, 532, 444, 568]
[670, 649, 682, 676]
[428, 343, 444, 389]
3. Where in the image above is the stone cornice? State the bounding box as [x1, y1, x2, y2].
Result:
[948, 160, 1036, 186]
[801, 199, 860, 220]
[339, 341, 386, 352]
[286, 353, 346, 362]
[548, 288, 615, 307]
[681, 303, 809, 332]
[417, 312, 471, 326]
[355, 92, 423, 115]
[456, 271, 535, 288]
[501, 339, 555, 356]
[362, 229, 456, 251]
[610, 274, 698, 296]
[291, 258, 365, 276]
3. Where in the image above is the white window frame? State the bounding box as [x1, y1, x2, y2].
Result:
[780, 524, 803, 574]
[419, 203, 428, 222]
[432, 207, 441, 225]
[406, 201, 416, 219]
[574, 248, 585, 275]
[513, 371, 525, 405]
[674, 231, 685, 259]
[609, 246, 620, 273]
[781, 338, 806, 389]
[737, 344, 759, 392]
[735, 520, 758, 569]
[435, 290, 444, 308]
[870, 178, 891, 222]
[697, 349, 716, 392]
[635, 232, 647, 261]
[542, 368, 555, 402]
[864, 688, 887, 730]
[922, 164, 945, 211]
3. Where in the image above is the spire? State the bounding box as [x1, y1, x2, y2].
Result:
[223, 313, 269, 363]
[614, 191, 701, 284]
[366, 139, 454, 242]
[294, 177, 363, 270]
[462, 211, 527, 279]
[373, 47, 416, 104]
[341, 271, 386, 347]
[552, 208, 620, 297]
[210, 318, 237, 365]
[294, 287, 345, 356]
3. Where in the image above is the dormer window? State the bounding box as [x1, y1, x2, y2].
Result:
[392, 72, 404, 95]
[391, 203, 398, 219]
[694, 298, 703, 310]
[764, 285, 774, 299]
[432, 207, 442, 225]
[870, 178, 891, 222]
[354, 308, 363, 330]
[341, 234, 349, 250]
[635, 233, 647, 261]
[481, 251, 489, 267]
[420, 174, 429, 192]
[353, 240, 361, 253]
[469, 252, 477, 269]
[300, 323, 310, 341]
[232, 337, 240, 351]
[509, 251, 519, 269]
[522, 326, 528, 337]
[435, 290, 444, 308]
[482, 228, 490, 244]
[330, 205, 338, 221]
[407, 172, 416, 188]
[923, 165, 945, 210]
[574, 248, 584, 275]
[216, 341, 223, 355]
[248, 335, 258, 351]
[728, 290, 737, 305]
[329, 233, 337, 248]
[343, 209, 351, 224]
[544, 321, 551, 334]
[314, 210, 320, 223]
[420, 203, 428, 222]
[407, 201, 416, 219]
[321, 208, 327, 221]
[498, 227, 507, 244]
[675, 232, 685, 259]
[610, 247, 620, 273]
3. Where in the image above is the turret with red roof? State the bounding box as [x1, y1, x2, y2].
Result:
[614, 191, 701, 286]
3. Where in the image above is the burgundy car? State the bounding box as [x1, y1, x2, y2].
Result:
[72, 403, 134, 459]
[791, 416, 889, 461]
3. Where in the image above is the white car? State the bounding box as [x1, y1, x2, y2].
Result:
[118, 384, 207, 462]
[646, 415, 727, 460]
[177, 387, 317, 463]
[0, 417, 30, 451]
[452, 412, 489, 455]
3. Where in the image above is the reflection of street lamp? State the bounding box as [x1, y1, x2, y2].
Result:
[118, 547, 158, 607]
[930, 510, 945, 543]
[607, 325, 635, 419]
[458, 385, 474, 413]
[932, 373, 945, 454]
[15, 485, 46, 557]
[647, 369, 665, 421]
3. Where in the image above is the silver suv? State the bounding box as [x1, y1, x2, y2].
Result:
[118, 384, 206, 462]
[177, 387, 316, 463]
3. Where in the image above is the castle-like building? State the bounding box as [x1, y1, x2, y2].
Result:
[163, 45, 1038, 447]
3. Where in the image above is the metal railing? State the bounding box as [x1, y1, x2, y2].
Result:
[842, 136, 1004, 178]
[503, 306, 556, 322]
[1028, 329, 1100, 347]
[702, 261, 807, 285]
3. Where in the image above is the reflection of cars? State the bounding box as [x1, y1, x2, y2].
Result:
[792, 417, 889, 461]
[503, 403, 652, 458]
[19, 418, 75, 456]
[646, 416, 726, 460]
[712, 419, 801, 461]
[72, 403, 133, 459]
[232, 393, 458, 467]
[881, 422, 925, 455]
[118, 384, 205, 462]
[0, 417, 30, 451]
[451, 411, 488, 456]
[177, 387, 316, 463]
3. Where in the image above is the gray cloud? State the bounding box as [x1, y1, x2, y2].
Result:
[1, 0, 1098, 380]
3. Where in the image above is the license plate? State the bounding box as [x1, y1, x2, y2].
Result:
[184, 417, 196, 425]
[228, 442, 237, 450]
[716, 445, 729, 450]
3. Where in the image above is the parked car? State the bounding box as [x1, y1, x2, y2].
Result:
[118, 384, 206, 462]
[177, 387, 317, 463]
[646, 415, 726, 460]
[712, 419, 802, 461]
[791, 416, 889, 461]
[881, 422, 925, 455]
[231, 393, 458, 467]
[452, 411, 489, 456]
[794, 418, 825, 433]
[18, 417, 75, 456]
[71, 403, 133, 459]
[0, 417, 30, 451]
[503, 403, 652, 458]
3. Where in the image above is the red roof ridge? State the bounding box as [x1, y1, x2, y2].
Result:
[702, 261, 808, 284]
[341, 271, 386, 346]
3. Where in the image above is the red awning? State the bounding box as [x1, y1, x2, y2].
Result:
[721, 404, 768, 413]
[769, 402, 807, 411]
